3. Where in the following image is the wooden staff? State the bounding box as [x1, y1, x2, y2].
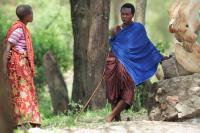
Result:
[74, 53, 108, 123]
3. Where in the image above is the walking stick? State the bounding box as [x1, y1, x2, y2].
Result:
[74, 53, 108, 123]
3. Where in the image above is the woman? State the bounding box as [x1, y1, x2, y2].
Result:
[3, 4, 41, 127]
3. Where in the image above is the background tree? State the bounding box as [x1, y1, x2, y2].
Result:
[132, 0, 151, 111]
[70, 0, 110, 109]
[135, 0, 147, 24]
[111, 0, 125, 26]
[0, 31, 13, 133]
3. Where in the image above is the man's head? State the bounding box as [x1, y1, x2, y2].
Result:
[120, 3, 135, 25]
[16, 4, 33, 22]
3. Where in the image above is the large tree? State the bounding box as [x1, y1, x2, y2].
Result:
[70, 0, 110, 109]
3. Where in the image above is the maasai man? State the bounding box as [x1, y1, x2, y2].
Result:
[105, 3, 166, 122]
[3, 4, 41, 128]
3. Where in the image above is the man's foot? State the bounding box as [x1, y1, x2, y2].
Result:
[106, 100, 127, 122]
[115, 114, 121, 121]
[106, 114, 114, 122]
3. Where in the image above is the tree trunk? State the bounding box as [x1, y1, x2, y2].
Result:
[0, 0, 15, 5]
[111, 0, 125, 26]
[0, 35, 13, 133]
[8, 0, 15, 5]
[134, 0, 151, 110]
[43, 52, 69, 114]
[135, 0, 147, 24]
[70, 0, 110, 109]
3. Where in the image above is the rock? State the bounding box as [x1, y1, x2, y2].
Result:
[148, 73, 200, 121]
[166, 96, 179, 104]
[161, 56, 193, 79]
[182, 117, 200, 124]
[42, 51, 69, 114]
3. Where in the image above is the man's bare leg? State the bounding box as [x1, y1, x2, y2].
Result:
[106, 100, 127, 122]
[111, 103, 121, 121]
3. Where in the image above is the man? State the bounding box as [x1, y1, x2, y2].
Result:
[105, 3, 164, 122]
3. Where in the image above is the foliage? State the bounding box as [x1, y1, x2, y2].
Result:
[1, 1, 174, 128]
[67, 101, 83, 116]
[145, 0, 173, 49]
[41, 103, 147, 128]
[0, 9, 12, 41]
[0, 0, 73, 90]
[197, 10, 200, 44]
[32, 28, 72, 89]
[155, 40, 166, 54]
[132, 84, 149, 111]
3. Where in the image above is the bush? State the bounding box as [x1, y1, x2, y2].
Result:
[0, 8, 73, 92]
[155, 40, 166, 54]
[32, 29, 73, 90]
[0, 10, 12, 41]
[132, 84, 149, 111]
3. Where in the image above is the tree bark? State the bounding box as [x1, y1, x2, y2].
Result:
[8, 0, 15, 5]
[70, 0, 110, 109]
[43, 52, 69, 114]
[0, 34, 13, 133]
[0, 0, 15, 5]
[134, 0, 151, 110]
[135, 0, 147, 24]
[111, 0, 125, 26]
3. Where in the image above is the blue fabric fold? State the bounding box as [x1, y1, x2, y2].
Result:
[110, 22, 163, 85]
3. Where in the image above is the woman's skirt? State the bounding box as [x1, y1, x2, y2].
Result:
[7, 48, 42, 126]
[104, 52, 135, 106]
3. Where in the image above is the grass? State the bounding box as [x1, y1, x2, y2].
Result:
[14, 64, 148, 131]
[36, 75, 148, 129]
[12, 68, 149, 131]
[40, 103, 148, 129]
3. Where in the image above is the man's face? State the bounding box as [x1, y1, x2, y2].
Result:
[121, 8, 133, 25]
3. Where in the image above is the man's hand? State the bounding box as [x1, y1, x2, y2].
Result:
[112, 25, 121, 36]
[162, 56, 170, 61]
[160, 55, 171, 63]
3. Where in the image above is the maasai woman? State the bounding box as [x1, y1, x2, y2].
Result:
[3, 4, 41, 127]
[105, 3, 166, 122]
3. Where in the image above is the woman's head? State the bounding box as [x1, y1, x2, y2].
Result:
[16, 4, 33, 22]
[120, 3, 135, 25]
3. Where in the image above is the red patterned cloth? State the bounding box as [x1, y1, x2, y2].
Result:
[104, 52, 135, 106]
[5, 21, 41, 126]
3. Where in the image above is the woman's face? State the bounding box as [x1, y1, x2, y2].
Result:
[121, 8, 133, 25]
[25, 10, 33, 22]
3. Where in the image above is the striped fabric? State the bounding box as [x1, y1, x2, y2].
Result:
[105, 52, 135, 107]
[8, 28, 26, 52]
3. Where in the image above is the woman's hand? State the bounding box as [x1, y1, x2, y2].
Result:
[3, 43, 12, 75]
